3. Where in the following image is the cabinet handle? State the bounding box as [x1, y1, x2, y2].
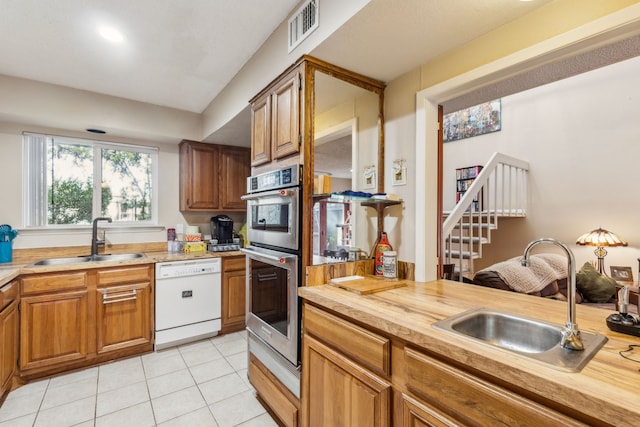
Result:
[102, 288, 137, 304]
[257, 272, 278, 281]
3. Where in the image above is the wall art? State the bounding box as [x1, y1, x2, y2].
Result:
[443, 99, 501, 142]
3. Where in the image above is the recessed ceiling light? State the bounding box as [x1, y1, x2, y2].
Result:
[98, 26, 124, 43]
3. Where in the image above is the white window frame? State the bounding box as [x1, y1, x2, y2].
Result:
[23, 132, 159, 228]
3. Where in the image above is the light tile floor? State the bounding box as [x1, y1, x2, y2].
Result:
[0, 331, 279, 427]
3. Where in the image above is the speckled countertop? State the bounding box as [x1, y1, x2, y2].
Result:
[0, 249, 244, 286]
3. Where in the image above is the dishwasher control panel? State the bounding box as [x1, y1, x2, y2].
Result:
[155, 259, 221, 279]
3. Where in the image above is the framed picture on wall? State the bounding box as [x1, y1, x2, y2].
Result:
[610, 266, 633, 282]
[363, 165, 376, 189]
[392, 159, 406, 186]
[443, 99, 502, 143]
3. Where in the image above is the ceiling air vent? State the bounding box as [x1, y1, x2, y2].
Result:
[288, 0, 318, 53]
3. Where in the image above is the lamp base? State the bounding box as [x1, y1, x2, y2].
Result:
[594, 246, 607, 275]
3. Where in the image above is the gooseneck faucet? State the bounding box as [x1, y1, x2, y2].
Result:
[522, 238, 584, 351]
[91, 217, 112, 257]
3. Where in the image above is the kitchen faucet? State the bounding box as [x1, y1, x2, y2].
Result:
[91, 217, 112, 257]
[521, 238, 584, 351]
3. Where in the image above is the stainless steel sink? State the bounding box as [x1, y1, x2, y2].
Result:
[90, 253, 146, 262]
[30, 256, 94, 266]
[31, 253, 146, 266]
[433, 308, 607, 372]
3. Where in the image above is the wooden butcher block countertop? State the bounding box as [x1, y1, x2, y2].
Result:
[299, 279, 640, 424]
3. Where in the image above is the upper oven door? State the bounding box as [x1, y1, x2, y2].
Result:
[242, 187, 299, 251]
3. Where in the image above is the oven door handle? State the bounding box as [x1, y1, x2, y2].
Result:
[241, 188, 298, 200]
[241, 247, 297, 264]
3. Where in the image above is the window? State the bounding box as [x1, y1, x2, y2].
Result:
[23, 132, 158, 227]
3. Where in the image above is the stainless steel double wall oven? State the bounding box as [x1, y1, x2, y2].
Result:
[241, 164, 302, 397]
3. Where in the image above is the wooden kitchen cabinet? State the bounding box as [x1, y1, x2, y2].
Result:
[0, 280, 18, 401]
[96, 265, 153, 354]
[179, 140, 250, 212]
[250, 67, 301, 166]
[220, 146, 251, 210]
[221, 256, 246, 334]
[402, 346, 584, 426]
[302, 301, 585, 427]
[20, 272, 90, 373]
[302, 304, 391, 427]
[19, 264, 155, 379]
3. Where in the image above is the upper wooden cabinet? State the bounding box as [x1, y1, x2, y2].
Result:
[250, 67, 301, 166]
[180, 140, 250, 212]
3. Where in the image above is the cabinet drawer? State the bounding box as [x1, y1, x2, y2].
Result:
[0, 280, 18, 311]
[404, 347, 585, 426]
[249, 355, 298, 427]
[223, 256, 245, 272]
[22, 272, 88, 295]
[304, 304, 390, 376]
[97, 265, 151, 286]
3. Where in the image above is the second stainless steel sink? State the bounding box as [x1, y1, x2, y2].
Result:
[433, 307, 607, 372]
[31, 253, 146, 266]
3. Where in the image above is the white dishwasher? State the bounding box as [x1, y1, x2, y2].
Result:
[155, 258, 221, 350]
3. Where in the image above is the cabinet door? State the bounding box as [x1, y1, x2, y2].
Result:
[219, 146, 250, 210]
[180, 140, 220, 211]
[251, 93, 271, 166]
[303, 335, 391, 427]
[221, 268, 246, 333]
[20, 290, 89, 371]
[399, 393, 458, 427]
[272, 70, 300, 160]
[96, 282, 152, 354]
[0, 299, 18, 395]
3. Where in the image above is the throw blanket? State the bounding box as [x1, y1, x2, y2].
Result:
[480, 253, 568, 294]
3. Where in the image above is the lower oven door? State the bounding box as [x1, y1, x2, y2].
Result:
[241, 245, 299, 366]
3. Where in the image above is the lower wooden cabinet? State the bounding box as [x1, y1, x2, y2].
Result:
[20, 274, 90, 372]
[398, 393, 458, 427]
[249, 354, 299, 427]
[221, 256, 246, 334]
[301, 302, 588, 427]
[0, 280, 18, 400]
[304, 334, 391, 427]
[96, 266, 153, 354]
[302, 304, 392, 427]
[19, 264, 154, 379]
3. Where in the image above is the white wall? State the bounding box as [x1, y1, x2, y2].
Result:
[383, 69, 422, 264]
[443, 55, 640, 272]
[0, 75, 202, 143]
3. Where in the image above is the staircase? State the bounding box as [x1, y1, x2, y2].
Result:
[442, 152, 529, 280]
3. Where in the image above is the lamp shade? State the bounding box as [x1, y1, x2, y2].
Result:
[575, 228, 627, 247]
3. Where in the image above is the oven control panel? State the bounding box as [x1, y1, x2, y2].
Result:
[247, 164, 300, 193]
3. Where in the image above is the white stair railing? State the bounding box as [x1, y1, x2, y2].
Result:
[442, 152, 529, 279]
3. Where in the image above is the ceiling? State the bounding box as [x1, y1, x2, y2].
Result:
[0, 0, 299, 113]
[0, 0, 553, 120]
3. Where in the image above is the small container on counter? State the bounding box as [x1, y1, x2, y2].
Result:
[167, 228, 176, 241]
[382, 251, 398, 279]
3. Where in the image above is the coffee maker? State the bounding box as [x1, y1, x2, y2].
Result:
[211, 215, 234, 244]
